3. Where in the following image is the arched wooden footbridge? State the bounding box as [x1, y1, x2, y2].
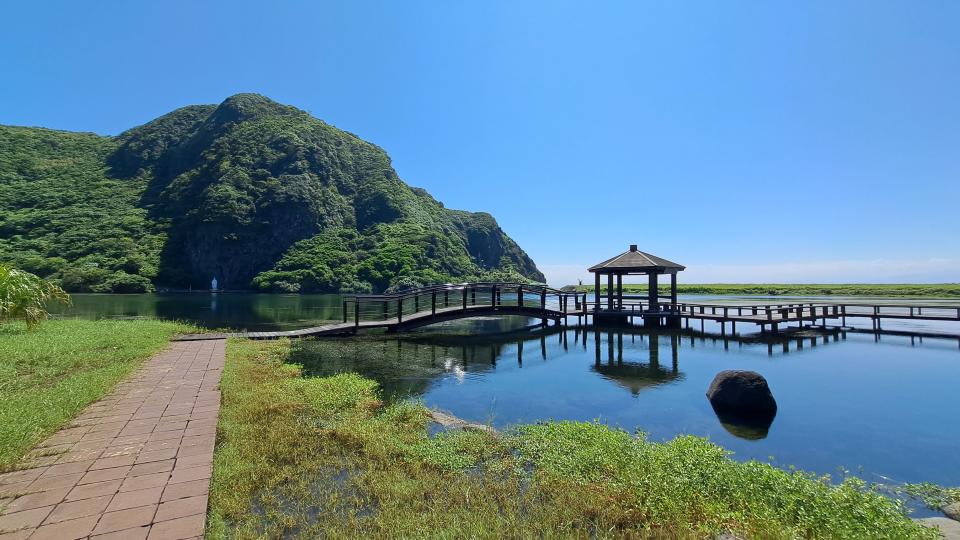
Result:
[178, 283, 587, 340]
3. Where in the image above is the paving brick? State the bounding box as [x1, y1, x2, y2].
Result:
[147, 431, 183, 443]
[119, 472, 170, 493]
[78, 466, 132, 485]
[38, 460, 93, 478]
[57, 449, 106, 465]
[160, 479, 207, 503]
[87, 420, 129, 434]
[128, 460, 176, 477]
[0, 482, 31, 500]
[90, 455, 138, 471]
[154, 495, 207, 523]
[168, 466, 211, 485]
[0, 529, 32, 539]
[172, 455, 213, 472]
[65, 479, 122, 502]
[0, 469, 47, 486]
[105, 486, 163, 512]
[27, 472, 83, 492]
[90, 525, 150, 539]
[136, 449, 178, 464]
[90, 505, 157, 536]
[101, 444, 145, 458]
[175, 444, 213, 459]
[146, 513, 205, 540]
[1, 486, 70, 513]
[0, 505, 53, 533]
[28, 514, 98, 540]
[43, 494, 112, 523]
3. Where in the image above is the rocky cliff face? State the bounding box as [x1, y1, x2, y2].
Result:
[0, 94, 543, 293]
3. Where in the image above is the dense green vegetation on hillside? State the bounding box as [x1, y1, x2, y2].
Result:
[0, 126, 162, 292]
[0, 94, 543, 293]
[208, 338, 933, 538]
[572, 283, 960, 297]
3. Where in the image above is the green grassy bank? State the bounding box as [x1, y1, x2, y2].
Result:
[208, 339, 933, 539]
[570, 283, 960, 297]
[0, 319, 193, 470]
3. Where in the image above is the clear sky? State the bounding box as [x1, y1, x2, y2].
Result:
[2, 1, 958, 285]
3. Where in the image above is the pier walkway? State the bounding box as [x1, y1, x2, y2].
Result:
[174, 282, 960, 341]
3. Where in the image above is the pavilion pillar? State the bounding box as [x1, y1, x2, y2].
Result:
[607, 273, 614, 310]
[647, 273, 658, 310]
[667, 272, 681, 328]
[616, 273, 623, 309]
[594, 272, 601, 311]
[645, 272, 660, 329]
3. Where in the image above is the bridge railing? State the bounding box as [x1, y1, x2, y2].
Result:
[341, 282, 588, 327]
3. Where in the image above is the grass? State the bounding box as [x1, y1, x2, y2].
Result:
[0, 318, 194, 470]
[570, 283, 960, 298]
[208, 338, 935, 539]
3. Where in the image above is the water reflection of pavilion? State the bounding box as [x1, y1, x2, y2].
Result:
[589, 331, 684, 395]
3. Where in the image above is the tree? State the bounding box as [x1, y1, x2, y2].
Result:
[0, 264, 71, 328]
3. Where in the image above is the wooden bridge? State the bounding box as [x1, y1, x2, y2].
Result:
[174, 282, 960, 340]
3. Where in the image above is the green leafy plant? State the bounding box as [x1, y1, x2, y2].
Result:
[0, 264, 71, 328]
[900, 482, 960, 509]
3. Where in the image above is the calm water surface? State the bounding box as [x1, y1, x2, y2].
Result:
[57, 293, 960, 511]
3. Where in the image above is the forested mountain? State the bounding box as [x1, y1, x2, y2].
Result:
[0, 94, 544, 293]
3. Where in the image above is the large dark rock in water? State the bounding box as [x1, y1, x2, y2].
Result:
[707, 370, 777, 439]
[707, 370, 778, 415]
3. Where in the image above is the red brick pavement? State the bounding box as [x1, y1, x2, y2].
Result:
[0, 339, 225, 540]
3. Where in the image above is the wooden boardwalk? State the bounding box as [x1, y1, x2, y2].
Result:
[173, 282, 960, 341]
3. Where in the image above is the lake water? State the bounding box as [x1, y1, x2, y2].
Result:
[56, 293, 960, 512]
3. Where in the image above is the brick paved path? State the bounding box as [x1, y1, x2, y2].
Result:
[0, 339, 225, 540]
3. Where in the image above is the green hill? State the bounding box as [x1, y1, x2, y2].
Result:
[0, 94, 544, 293]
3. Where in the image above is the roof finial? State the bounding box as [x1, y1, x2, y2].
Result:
[629, 244, 637, 252]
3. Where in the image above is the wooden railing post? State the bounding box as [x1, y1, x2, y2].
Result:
[414, 294, 419, 313]
[462, 287, 468, 312]
[354, 301, 360, 329]
[432, 291, 437, 315]
[444, 290, 449, 307]
[491, 285, 497, 307]
[398, 298, 403, 323]
[518, 285, 523, 310]
[342, 300, 348, 323]
[471, 288, 476, 305]
[383, 300, 389, 321]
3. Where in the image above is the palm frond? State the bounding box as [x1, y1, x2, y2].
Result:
[0, 264, 71, 329]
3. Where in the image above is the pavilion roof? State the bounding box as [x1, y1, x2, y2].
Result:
[588, 245, 686, 273]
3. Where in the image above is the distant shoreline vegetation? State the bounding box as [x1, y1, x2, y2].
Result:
[567, 283, 960, 297]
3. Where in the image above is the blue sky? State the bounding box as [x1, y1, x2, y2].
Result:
[2, 1, 958, 285]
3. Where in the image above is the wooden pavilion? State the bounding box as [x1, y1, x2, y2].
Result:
[588, 245, 686, 326]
